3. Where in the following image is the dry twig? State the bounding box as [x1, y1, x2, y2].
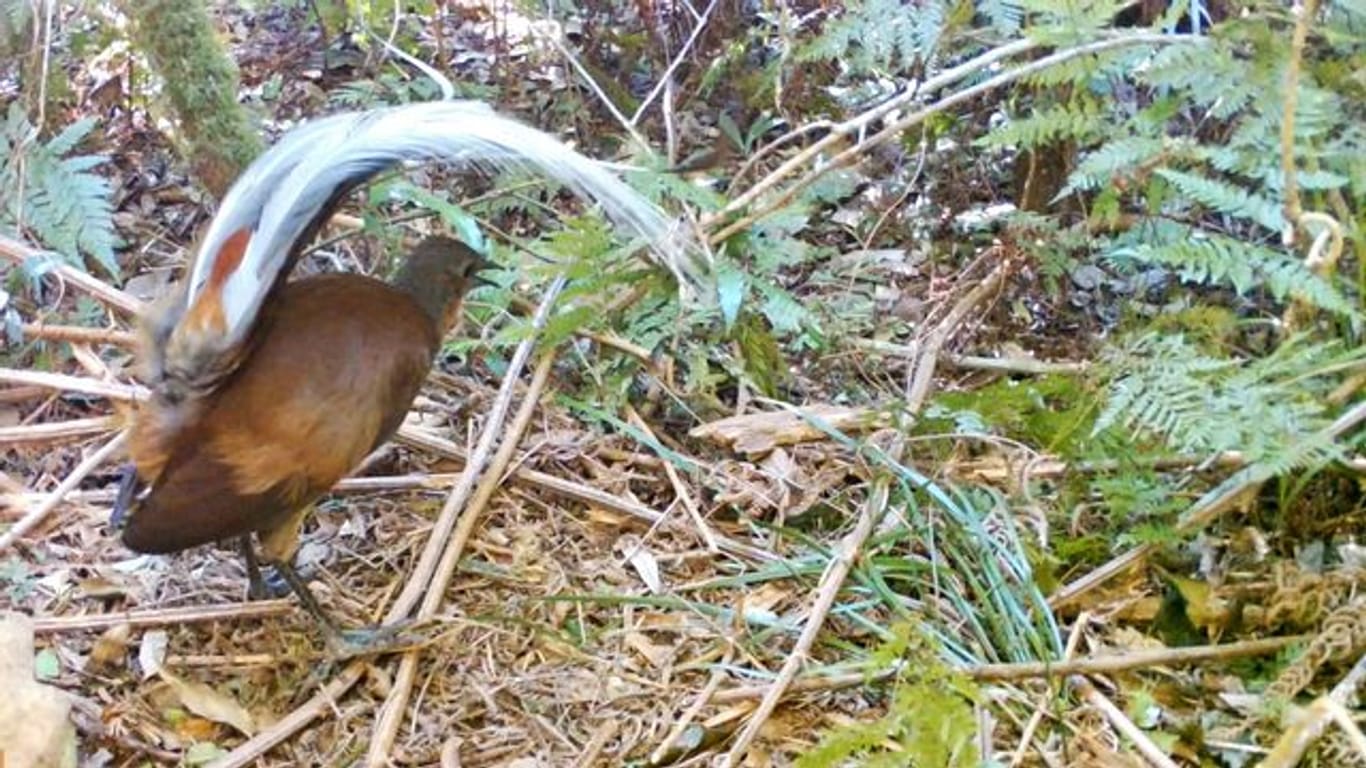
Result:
[0, 432, 126, 551]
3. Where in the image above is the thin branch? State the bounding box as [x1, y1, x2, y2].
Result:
[33, 600, 293, 634]
[1011, 613, 1088, 767]
[363, 282, 565, 767]
[0, 415, 118, 444]
[626, 404, 719, 552]
[0, 367, 146, 401]
[709, 634, 1306, 702]
[710, 33, 1196, 244]
[1070, 675, 1180, 768]
[1278, 0, 1316, 235]
[628, 0, 720, 126]
[19, 323, 138, 348]
[0, 431, 127, 551]
[0, 233, 144, 316]
[722, 435, 903, 766]
[537, 25, 652, 153]
[210, 662, 367, 768]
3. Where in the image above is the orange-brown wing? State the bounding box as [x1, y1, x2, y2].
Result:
[121, 275, 438, 554]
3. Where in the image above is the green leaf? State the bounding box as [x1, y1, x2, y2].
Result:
[715, 260, 748, 330]
[33, 648, 59, 680]
[184, 742, 229, 765]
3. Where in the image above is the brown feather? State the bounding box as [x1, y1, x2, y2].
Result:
[122, 274, 441, 553]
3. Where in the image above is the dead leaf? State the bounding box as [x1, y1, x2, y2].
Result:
[87, 623, 131, 672]
[622, 631, 673, 668]
[158, 670, 256, 737]
[139, 630, 168, 680]
[614, 534, 663, 594]
[0, 612, 78, 768]
[690, 405, 883, 456]
[76, 576, 129, 600]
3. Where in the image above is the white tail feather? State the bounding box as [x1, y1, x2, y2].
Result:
[180, 101, 703, 358]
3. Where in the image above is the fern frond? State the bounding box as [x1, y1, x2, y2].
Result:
[979, 101, 1106, 150]
[1097, 334, 1360, 464]
[798, 0, 950, 73]
[0, 105, 119, 276]
[1064, 136, 1165, 192]
[1108, 233, 1356, 318]
[1154, 168, 1286, 232]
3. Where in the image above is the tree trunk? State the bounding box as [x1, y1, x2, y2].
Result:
[118, 0, 263, 198]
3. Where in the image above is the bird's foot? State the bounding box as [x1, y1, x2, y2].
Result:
[246, 568, 292, 601]
[324, 618, 446, 659]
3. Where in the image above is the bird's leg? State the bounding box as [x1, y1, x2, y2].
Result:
[268, 556, 439, 658]
[259, 511, 439, 658]
[239, 536, 275, 601]
[267, 555, 346, 637]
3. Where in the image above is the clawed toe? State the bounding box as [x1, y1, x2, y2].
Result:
[327, 619, 444, 659]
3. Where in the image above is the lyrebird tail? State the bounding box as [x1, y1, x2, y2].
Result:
[162, 100, 702, 394]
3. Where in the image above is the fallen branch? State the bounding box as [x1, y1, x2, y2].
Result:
[366, 347, 562, 765]
[19, 323, 138, 348]
[722, 435, 903, 766]
[0, 234, 143, 316]
[0, 416, 119, 444]
[0, 368, 145, 402]
[0, 432, 126, 551]
[33, 600, 293, 634]
[709, 634, 1306, 702]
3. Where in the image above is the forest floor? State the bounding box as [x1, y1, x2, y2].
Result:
[2, 3, 1363, 768]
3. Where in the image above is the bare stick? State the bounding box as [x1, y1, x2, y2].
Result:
[19, 323, 138, 348]
[906, 261, 1010, 410]
[1011, 613, 1088, 766]
[538, 28, 651, 153]
[0, 234, 144, 316]
[0, 415, 118, 444]
[395, 428, 773, 562]
[714, 37, 1036, 223]
[210, 662, 367, 768]
[1262, 652, 1366, 768]
[0, 367, 146, 402]
[711, 33, 1193, 244]
[365, 283, 566, 767]
[722, 436, 903, 765]
[628, 0, 720, 126]
[710, 634, 1306, 702]
[626, 405, 719, 552]
[33, 600, 293, 634]
[1278, 0, 1317, 233]
[1070, 675, 1179, 768]
[0, 431, 126, 550]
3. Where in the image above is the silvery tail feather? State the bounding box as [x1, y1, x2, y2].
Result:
[165, 100, 703, 392]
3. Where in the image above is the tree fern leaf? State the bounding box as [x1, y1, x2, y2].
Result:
[1154, 169, 1285, 232]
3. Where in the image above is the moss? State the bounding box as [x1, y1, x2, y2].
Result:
[119, 0, 263, 198]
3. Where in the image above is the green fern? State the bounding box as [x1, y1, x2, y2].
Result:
[1154, 168, 1286, 232]
[1107, 226, 1357, 319]
[1063, 136, 1167, 193]
[1096, 334, 1359, 466]
[977, 100, 1106, 150]
[0, 104, 119, 276]
[796, 624, 981, 768]
[798, 0, 949, 73]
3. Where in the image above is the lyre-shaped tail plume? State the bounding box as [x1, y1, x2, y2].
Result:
[164, 100, 703, 391]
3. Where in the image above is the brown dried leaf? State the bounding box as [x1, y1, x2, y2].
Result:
[87, 623, 131, 672]
[0, 613, 77, 768]
[690, 405, 883, 456]
[158, 670, 256, 737]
